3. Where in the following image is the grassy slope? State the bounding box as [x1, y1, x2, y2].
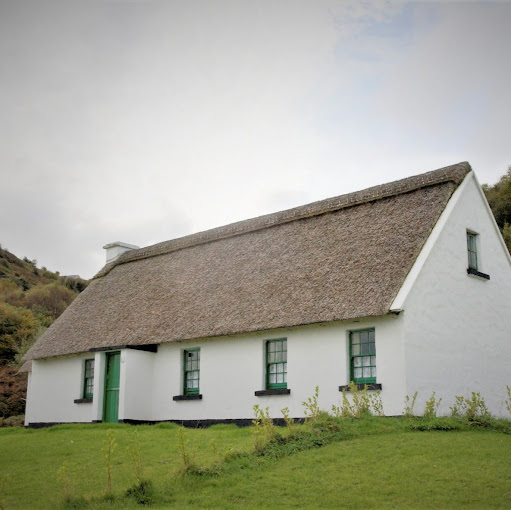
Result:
[1, 421, 510, 510]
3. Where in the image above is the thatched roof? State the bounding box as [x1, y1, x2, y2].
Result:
[26, 162, 471, 360]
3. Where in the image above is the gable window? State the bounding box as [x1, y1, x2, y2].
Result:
[183, 348, 200, 395]
[467, 231, 478, 270]
[266, 339, 287, 390]
[350, 329, 376, 384]
[83, 359, 94, 398]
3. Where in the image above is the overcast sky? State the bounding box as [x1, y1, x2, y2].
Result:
[1, 0, 510, 279]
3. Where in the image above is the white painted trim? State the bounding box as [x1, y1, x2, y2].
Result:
[471, 172, 511, 268]
[390, 172, 473, 311]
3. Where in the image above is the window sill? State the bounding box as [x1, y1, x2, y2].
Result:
[339, 383, 382, 392]
[173, 394, 202, 401]
[255, 389, 291, 396]
[74, 398, 93, 404]
[467, 268, 490, 280]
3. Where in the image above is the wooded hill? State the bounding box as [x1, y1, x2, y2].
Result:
[0, 246, 88, 419]
[482, 166, 511, 253]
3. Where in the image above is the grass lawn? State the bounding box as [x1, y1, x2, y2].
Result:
[1, 420, 510, 509]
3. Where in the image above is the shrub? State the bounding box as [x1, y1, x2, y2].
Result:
[423, 392, 442, 419]
[450, 392, 491, 424]
[403, 391, 418, 418]
[252, 405, 277, 452]
[125, 479, 154, 505]
[302, 386, 320, 421]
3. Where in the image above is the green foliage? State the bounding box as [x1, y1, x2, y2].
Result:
[103, 429, 117, 496]
[333, 382, 384, 418]
[506, 386, 511, 417]
[127, 429, 144, 484]
[0, 245, 89, 418]
[302, 385, 320, 421]
[403, 391, 418, 417]
[125, 479, 154, 505]
[450, 392, 491, 424]
[0, 302, 40, 364]
[423, 392, 442, 419]
[57, 461, 77, 505]
[177, 426, 197, 473]
[502, 223, 511, 254]
[482, 166, 511, 253]
[252, 405, 277, 452]
[281, 406, 295, 431]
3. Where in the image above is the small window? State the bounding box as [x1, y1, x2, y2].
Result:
[183, 348, 200, 395]
[350, 329, 376, 384]
[83, 359, 94, 398]
[467, 231, 478, 270]
[266, 339, 287, 389]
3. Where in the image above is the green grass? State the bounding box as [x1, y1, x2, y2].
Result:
[1, 419, 510, 509]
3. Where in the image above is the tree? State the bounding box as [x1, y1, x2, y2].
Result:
[482, 166, 511, 254]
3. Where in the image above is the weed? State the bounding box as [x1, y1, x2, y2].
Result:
[125, 479, 154, 505]
[252, 405, 277, 452]
[57, 461, 77, 505]
[177, 426, 196, 473]
[506, 386, 511, 417]
[103, 429, 117, 496]
[403, 391, 418, 417]
[423, 392, 442, 419]
[127, 428, 144, 484]
[370, 390, 385, 417]
[281, 407, 295, 435]
[302, 386, 320, 421]
[450, 392, 491, 424]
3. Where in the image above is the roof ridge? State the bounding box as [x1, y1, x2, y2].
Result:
[94, 161, 471, 278]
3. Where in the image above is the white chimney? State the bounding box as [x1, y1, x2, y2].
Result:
[103, 241, 140, 264]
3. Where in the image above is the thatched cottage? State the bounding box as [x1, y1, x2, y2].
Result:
[22, 162, 511, 425]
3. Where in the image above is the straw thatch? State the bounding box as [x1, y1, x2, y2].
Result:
[25, 162, 471, 360]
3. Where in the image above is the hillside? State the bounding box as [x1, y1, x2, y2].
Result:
[0, 416, 510, 509]
[0, 244, 88, 418]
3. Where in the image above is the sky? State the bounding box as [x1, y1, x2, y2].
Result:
[0, 0, 510, 279]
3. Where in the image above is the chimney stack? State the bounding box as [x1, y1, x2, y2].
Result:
[103, 241, 140, 264]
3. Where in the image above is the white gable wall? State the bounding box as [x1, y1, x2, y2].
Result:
[399, 173, 511, 416]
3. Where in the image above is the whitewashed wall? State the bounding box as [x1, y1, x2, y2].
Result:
[120, 349, 155, 421]
[24, 354, 96, 425]
[143, 313, 406, 421]
[25, 314, 406, 425]
[399, 173, 511, 416]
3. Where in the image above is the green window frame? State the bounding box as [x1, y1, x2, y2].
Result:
[266, 339, 287, 390]
[349, 329, 376, 384]
[467, 231, 478, 270]
[83, 358, 94, 398]
[183, 348, 200, 395]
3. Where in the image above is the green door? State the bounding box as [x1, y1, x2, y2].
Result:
[103, 352, 120, 423]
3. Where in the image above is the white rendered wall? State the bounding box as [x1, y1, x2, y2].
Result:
[149, 314, 406, 422]
[120, 349, 155, 421]
[25, 354, 96, 425]
[25, 315, 407, 424]
[400, 173, 511, 416]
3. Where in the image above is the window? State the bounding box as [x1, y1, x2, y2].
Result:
[83, 359, 94, 398]
[350, 329, 376, 384]
[183, 348, 200, 395]
[467, 231, 478, 270]
[266, 339, 287, 389]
